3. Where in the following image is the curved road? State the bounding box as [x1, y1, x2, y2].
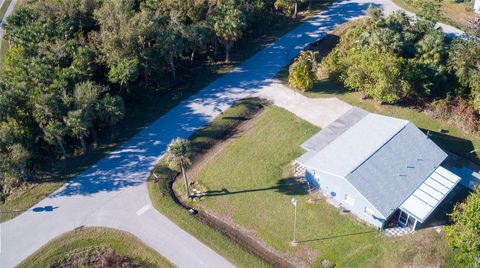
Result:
[0, 1, 463, 267]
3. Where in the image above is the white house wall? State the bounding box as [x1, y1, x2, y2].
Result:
[305, 168, 387, 228]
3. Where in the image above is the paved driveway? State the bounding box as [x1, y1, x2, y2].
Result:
[0, 1, 463, 267]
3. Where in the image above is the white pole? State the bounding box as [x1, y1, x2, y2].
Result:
[291, 198, 298, 246]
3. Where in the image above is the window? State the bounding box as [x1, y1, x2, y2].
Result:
[364, 207, 375, 216]
[344, 194, 355, 206]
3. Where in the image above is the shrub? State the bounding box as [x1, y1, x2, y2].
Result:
[288, 51, 318, 91]
[445, 187, 480, 267]
[341, 49, 410, 104]
[430, 97, 478, 133]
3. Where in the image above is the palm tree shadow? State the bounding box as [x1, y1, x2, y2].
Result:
[297, 230, 377, 244]
[202, 177, 309, 197]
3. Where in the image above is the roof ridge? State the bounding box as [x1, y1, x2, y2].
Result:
[345, 119, 410, 175]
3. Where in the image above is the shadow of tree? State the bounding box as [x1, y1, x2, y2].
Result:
[203, 177, 309, 197]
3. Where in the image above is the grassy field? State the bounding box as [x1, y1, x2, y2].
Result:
[148, 98, 271, 268]
[182, 104, 455, 267]
[0, 0, 333, 222]
[18, 227, 173, 268]
[393, 0, 479, 33]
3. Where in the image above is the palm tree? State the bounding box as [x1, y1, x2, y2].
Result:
[165, 138, 193, 198]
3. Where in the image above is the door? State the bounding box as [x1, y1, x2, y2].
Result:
[398, 211, 408, 227]
[407, 216, 416, 229]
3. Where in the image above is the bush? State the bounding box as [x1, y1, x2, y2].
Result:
[445, 187, 480, 267]
[288, 51, 318, 91]
[341, 49, 410, 104]
[430, 97, 478, 133]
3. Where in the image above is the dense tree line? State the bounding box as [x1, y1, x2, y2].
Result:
[319, 9, 479, 131]
[0, 0, 311, 199]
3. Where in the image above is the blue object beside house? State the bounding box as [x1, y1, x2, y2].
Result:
[296, 108, 462, 230]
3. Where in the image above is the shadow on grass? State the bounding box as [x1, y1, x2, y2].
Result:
[203, 177, 309, 197]
[308, 79, 348, 96]
[297, 230, 377, 244]
[422, 128, 479, 163]
[420, 184, 471, 229]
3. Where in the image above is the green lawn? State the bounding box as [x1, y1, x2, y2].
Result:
[0, 0, 333, 222]
[181, 104, 455, 267]
[18, 227, 173, 268]
[148, 98, 271, 268]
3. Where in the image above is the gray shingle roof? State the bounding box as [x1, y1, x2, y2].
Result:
[302, 112, 409, 177]
[297, 109, 448, 218]
[346, 123, 447, 218]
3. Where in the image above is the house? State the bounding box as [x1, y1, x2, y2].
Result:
[296, 108, 461, 230]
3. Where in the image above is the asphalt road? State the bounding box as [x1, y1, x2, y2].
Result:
[0, 1, 463, 267]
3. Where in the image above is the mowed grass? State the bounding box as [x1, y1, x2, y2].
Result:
[18, 227, 173, 268]
[300, 78, 480, 164]
[186, 105, 454, 267]
[148, 98, 270, 268]
[0, 0, 333, 222]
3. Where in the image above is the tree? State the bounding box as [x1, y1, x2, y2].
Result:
[72, 81, 107, 144]
[415, 29, 445, 66]
[212, 0, 247, 62]
[64, 110, 90, 153]
[445, 187, 480, 267]
[94, 0, 142, 89]
[107, 58, 140, 91]
[9, 143, 30, 181]
[342, 49, 410, 104]
[165, 138, 192, 198]
[274, 0, 307, 18]
[97, 94, 125, 139]
[44, 121, 69, 159]
[288, 50, 318, 91]
[448, 37, 480, 111]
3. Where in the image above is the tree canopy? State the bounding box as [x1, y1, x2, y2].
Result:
[321, 9, 479, 110]
[0, 0, 298, 199]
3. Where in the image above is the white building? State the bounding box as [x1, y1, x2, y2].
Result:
[296, 108, 462, 230]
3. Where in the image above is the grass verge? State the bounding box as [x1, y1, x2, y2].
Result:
[0, 0, 333, 222]
[179, 104, 454, 267]
[392, 0, 478, 33]
[18, 227, 174, 268]
[148, 98, 271, 268]
[0, 0, 13, 21]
